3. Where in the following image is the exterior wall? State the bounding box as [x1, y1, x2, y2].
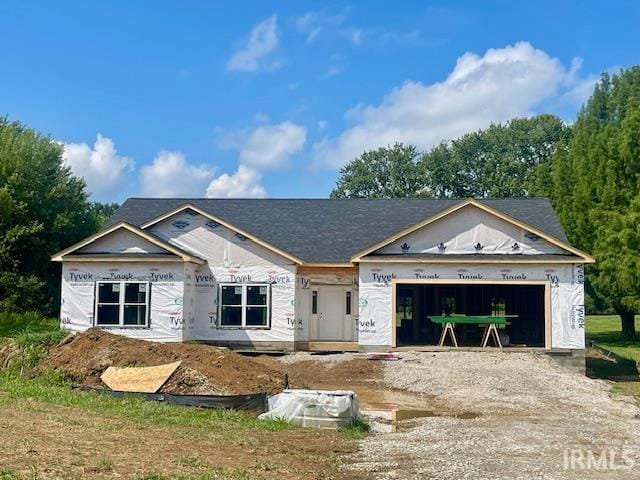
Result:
[358, 262, 585, 350]
[60, 262, 186, 342]
[148, 210, 298, 346]
[376, 205, 566, 256]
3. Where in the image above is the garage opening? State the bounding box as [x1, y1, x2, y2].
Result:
[395, 283, 546, 347]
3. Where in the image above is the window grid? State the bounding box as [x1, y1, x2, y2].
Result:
[95, 281, 150, 328]
[218, 284, 271, 329]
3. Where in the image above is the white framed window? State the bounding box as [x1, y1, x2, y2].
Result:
[96, 281, 150, 328]
[219, 283, 270, 329]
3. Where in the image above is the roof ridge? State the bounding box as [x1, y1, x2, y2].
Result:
[123, 196, 551, 201]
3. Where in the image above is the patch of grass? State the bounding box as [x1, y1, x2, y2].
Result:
[175, 454, 206, 469]
[131, 468, 252, 480]
[0, 371, 290, 435]
[0, 468, 40, 480]
[94, 457, 114, 473]
[0, 311, 66, 373]
[254, 460, 278, 472]
[339, 418, 370, 439]
[611, 381, 640, 399]
[0, 311, 59, 338]
[586, 315, 640, 362]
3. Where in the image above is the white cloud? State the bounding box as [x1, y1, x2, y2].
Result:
[239, 121, 306, 169]
[207, 120, 306, 197]
[227, 14, 280, 72]
[62, 134, 134, 201]
[313, 42, 588, 168]
[206, 165, 266, 198]
[140, 151, 214, 197]
[295, 10, 347, 43]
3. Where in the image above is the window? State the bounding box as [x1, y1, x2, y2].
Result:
[345, 291, 352, 315]
[219, 284, 270, 328]
[312, 290, 318, 314]
[96, 281, 149, 327]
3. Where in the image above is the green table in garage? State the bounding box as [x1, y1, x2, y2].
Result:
[429, 315, 509, 348]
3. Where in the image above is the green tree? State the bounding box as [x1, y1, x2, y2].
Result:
[591, 197, 640, 339]
[330, 143, 425, 198]
[0, 118, 112, 315]
[549, 68, 640, 340]
[89, 202, 120, 226]
[420, 115, 570, 198]
[332, 117, 568, 199]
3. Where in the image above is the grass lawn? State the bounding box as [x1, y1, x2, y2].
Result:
[0, 311, 59, 337]
[0, 314, 366, 479]
[586, 314, 640, 363]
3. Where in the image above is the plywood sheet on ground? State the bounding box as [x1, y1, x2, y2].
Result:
[100, 361, 181, 393]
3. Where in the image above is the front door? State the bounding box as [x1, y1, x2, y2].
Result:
[317, 286, 352, 341]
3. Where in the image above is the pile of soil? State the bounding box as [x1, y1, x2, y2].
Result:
[39, 329, 284, 395]
[255, 353, 382, 391]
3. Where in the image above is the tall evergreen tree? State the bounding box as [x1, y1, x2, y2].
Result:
[549, 68, 640, 339]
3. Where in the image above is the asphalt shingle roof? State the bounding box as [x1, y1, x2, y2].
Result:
[106, 198, 570, 264]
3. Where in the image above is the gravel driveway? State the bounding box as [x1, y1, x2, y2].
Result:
[348, 351, 640, 480]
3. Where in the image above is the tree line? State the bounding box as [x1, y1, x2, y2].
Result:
[0, 118, 117, 316]
[332, 67, 640, 340]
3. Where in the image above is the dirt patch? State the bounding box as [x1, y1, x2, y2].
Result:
[274, 354, 381, 390]
[39, 329, 284, 395]
[0, 393, 363, 479]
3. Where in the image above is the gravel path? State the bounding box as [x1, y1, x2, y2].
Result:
[348, 352, 640, 479]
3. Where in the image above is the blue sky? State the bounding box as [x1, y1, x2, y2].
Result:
[1, 1, 638, 203]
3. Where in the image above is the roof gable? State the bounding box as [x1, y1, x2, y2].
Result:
[352, 200, 594, 263]
[140, 203, 303, 265]
[372, 203, 568, 256]
[76, 228, 170, 255]
[146, 207, 300, 266]
[51, 222, 205, 264]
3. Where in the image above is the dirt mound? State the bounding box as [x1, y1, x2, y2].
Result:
[39, 329, 284, 395]
[255, 353, 381, 391]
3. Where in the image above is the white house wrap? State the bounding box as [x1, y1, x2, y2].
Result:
[358, 263, 585, 349]
[53, 198, 593, 354]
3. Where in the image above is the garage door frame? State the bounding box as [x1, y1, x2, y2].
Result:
[390, 279, 552, 349]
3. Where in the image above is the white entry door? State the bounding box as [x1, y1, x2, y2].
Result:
[317, 286, 352, 341]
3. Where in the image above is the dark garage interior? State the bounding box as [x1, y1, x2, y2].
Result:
[395, 283, 546, 347]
